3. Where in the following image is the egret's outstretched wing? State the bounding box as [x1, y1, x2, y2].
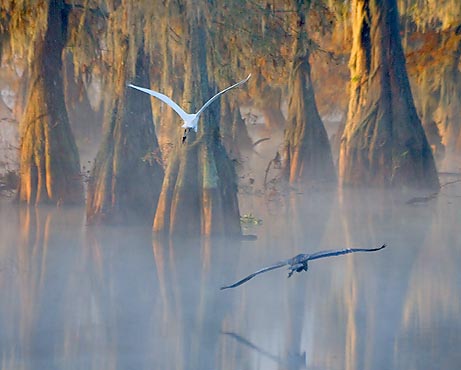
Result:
[308, 244, 386, 261]
[220, 257, 288, 290]
[128, 84, 190, 121]
[196, 74, 251, 117]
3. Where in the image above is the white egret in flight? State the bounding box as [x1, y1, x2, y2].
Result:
[221, 244, 386, 290]
[128, 74, 251, 141]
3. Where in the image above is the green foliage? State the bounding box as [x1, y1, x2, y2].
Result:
[240, 213, 263, 226]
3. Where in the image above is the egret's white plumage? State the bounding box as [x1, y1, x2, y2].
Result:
[128, 74, 251, 132]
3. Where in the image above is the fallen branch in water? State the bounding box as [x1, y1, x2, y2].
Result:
[253, 137, 270, 147]
[405, 192, 438, 205]
[405, 178, 461, 205]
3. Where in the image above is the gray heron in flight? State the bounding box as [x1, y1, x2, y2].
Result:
[221, 244, 386, 290]
[128, 74, 251, 142]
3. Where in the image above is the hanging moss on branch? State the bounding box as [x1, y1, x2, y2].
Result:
[17, 0, 83, 205]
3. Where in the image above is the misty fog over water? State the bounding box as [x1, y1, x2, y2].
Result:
[1, 183, 460, 370]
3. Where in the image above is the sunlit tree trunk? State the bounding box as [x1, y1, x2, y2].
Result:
[339, 0, 439, 190]
[153, 11, 241, 238]
[436, 31, 461, 154]
[86, 42, 163, 224]
[17, 0, 83, 205]
[154, 8, 179, 161]
[282, 1, 336, 186]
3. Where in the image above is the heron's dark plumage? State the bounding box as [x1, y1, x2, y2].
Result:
[220, 244, 386, 290]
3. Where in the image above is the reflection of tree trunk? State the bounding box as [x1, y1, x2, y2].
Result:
[86, 43, 163, 224]
[152, 237, 236, 370]
[17, 0, 83, 205]
[16, 206, 57, 364]
[339, 0, 439, 190]
[338, 190, 427, 370]
[282, 7, 336, 186]
[396, 203, 461, 369]
[153, 16, 241, 238]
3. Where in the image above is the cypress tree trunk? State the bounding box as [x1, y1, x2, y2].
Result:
[437, 32, 461, 154]
[17, 0, 83, 205]
[153, 16, 241, 238]
[86, 43, 163, 224]
[416, 70, 444, 158]
[155, 11, 178, 161]
[260, 94, 285, 132]
[251, 71, 285, 132]
[339, 0, 439, 190]
[220, 95, 253, 160]
[282, 2, 336, 186]
[63, 53, 103, 154]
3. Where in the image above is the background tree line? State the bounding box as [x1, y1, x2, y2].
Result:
[0, 0, 459, 236]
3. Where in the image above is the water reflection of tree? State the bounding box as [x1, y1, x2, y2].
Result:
[281, 192, 334, 370]
[395, 201, 461, 370]
[316, 190, 435, 370]
[3, 207, 86, 369]
[3, 206, 165, 370]
[220, 191, 334, 370]
[152, 237, 240, 370]
[83, 227, 157, 370]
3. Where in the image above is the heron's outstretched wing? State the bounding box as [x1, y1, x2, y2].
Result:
[128, 84, 190, 121]
[196, 74, 251, 117]
[308, 244, 386, 261]
[220, 257, 288, 290]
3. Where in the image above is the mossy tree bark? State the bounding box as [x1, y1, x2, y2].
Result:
[339, 0, 439, 190]
[17, 0, 83, 205]
[436, 31, 461, 154]
[282, 1, 336, 186]
[153, 12, 241, 238]
[86, 42, 163, 224]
